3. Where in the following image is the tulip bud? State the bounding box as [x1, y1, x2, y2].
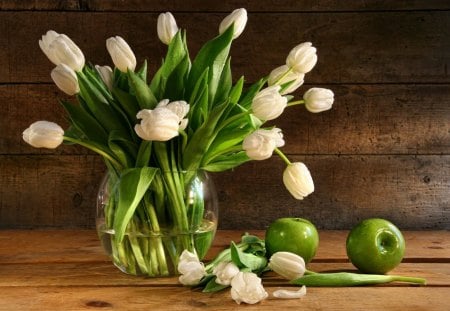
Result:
[157, 12, 179, 45]
[39, 30, 85, 71]
[243, 128, 285, 160]
[219, 8, 248, 39]
[283, 162, 314, 200]
[51, 64, 79, 95]
[268, 65, 305, 95]
[230, 272, 268, 305]
[177, 250, 206, 286]
[286, 42, 318, 74]
[268, 252, 306, 280]
[303, 88, 334, 113]
[22, 121, 64, 149]
[213, 261, 240, 286]
[251, 85, 287, 121]
[106, 36, 137, 72]
[95, 65, 114, 91]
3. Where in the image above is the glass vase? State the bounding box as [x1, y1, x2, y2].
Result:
[96, 169, 218, 277]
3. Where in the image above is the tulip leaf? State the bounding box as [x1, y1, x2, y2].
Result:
[202, 151, 249, 172]
[60, 100, 108, 145]
[150, 31, 189, 99]
[164, 53, 190, 99]
[113, 167, 158, 243]
[77, 72, 129, 135]
[112, 87, 141, 123]
[127, 70, 157, 109]
[135, 141, 152, 168]
[229, 76, 244, 105]
[230, 241, 267, 272]
[108, 130, 138, 167]
[202, 277, 229, 293]
[187, 25, 234, 106]
[182, 100, 229, 172]
[213, 57, 232, 107]
[238, 78, 266, 109]
[137, 60, 148, 83]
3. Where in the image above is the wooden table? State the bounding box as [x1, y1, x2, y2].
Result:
[0, 230, 449, 310]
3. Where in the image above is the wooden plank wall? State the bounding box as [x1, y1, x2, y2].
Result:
[0, 0, 449, 230]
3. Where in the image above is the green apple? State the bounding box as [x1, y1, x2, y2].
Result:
[265, 217, 319, 263]
[346, 218, 405, 274]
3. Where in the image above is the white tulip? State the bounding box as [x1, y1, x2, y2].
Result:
[39, 30, 85, 71]
[135, 99, 190, 141]
[243, 128, 285, 161]
[273, 286, 307, 299]
[230, 272, 268, 305]
[106, 36, 137, 72]
[51, 64, 79, 95]
[219, 8, 248, 39]
[95, 65, 114, 90]
[213, 261, 240, 286]
[303, 88, 334, 113]
[251, 85, 287, 121]
[157, 12, 178, 45]
[286, 42, 318, 74]
[23, 121, 64, 149]
[283, 162, 314, 200]
[268, 252, 306, 280]
[268, 65, 305, 95]
[156, 99, 190, 123]
[177, 250, 206, 286]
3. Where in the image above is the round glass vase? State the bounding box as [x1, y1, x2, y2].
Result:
[96, 170, 218, 277]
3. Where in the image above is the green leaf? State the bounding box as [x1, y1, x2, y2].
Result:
[137, 60, 148, 83]
[202, 151, 250, 172]
[60, 100, 108, 145]
[230, 241, 267, 271]
[113, 167, 158, 243]
[229, 76, 244, 104]
[238, 78, 266, 109]
[77, 72, 129, 134]
[128, 70, 157, 109]
[182, 100, 229, 171]
[108, 130, 138, 167]
[164, 53, 190, 99]
[186, 25, 234, 105]
[112, 87, 141, 123]
[135, 141, 152, 168]
[213, 57, 232, 107]
[202, 277, 229, 293]
[150, 31, 190, 99]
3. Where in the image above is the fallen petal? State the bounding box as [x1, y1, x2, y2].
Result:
[273, 286, 307, 299]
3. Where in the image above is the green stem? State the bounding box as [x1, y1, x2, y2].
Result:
[291, 272, 427, 287]
[274, 148, 292, 165]
[272, 67, 294, 85]
[287, 100, 305, 107]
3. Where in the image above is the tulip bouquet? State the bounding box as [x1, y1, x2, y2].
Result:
[23, 8, 334, 277]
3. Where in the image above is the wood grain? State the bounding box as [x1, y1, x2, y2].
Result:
[1, 2, 449, 230]
[0, 230, 448, 311]
[0, 286, 447, 311]
[1, 230, 449, 264]
[1, 0, 449, 12]
[1, 154, 448, 229]
[5, 84, 450, 155]
[0, 11, 449, 84]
